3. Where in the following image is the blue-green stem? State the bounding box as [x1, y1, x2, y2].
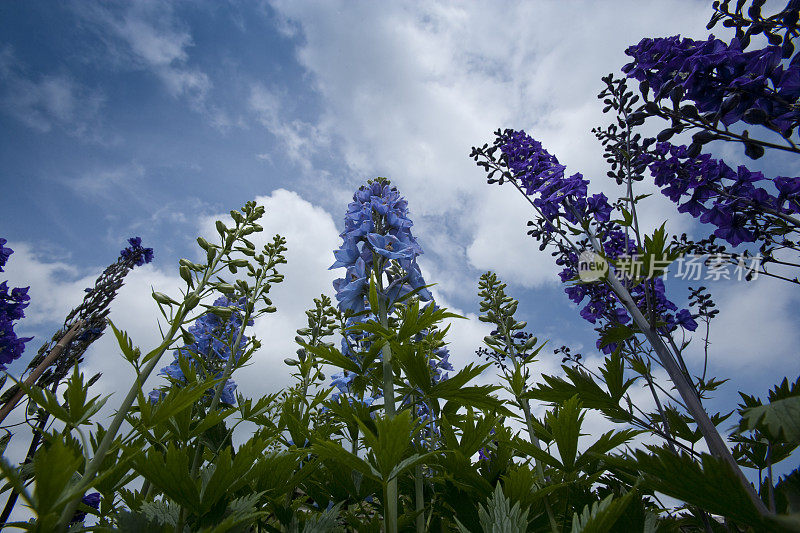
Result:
[175, 265, 267, 531]
[374, 256, 398, 533]
[56, 246, 226, 531]
[501, 329, 559, 533]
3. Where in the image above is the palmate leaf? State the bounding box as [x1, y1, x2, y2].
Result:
[512, 437, 562, 470]
[547, 395, 584, 471]
[442, 412, 503, 458]
[360, 410, 420, 478]
[526, 365, 632, 423]
[391, 341, 434, 396]
[301, 342, 361, 374]
[33, 438, 83, 515]
[0, 454, 34, 509]
[574, 428, 640, 471]
[312, 439, 380, 482]
[203, 492, 268, 533]
[301, 501, 343, 533]
[455, 483, 529, 533]
[570, 491, 635, 533]
[132, 443, 200, 509]
[775, 469, 800, 514]
[740, 396, 800, 445]
[430, 363, 508, 413]
[140, 499, 179, 527]
[631, 447, 772, 529]
[198, 439, 268, 518]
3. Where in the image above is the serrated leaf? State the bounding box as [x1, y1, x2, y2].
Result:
[740, 396, 800, 445]
[633, 447, 765, 528]
[477, 483, 529, 533]
[570, 491, 634, 533]
[140, 500, 179, 527]
[33, 438, 83, 515]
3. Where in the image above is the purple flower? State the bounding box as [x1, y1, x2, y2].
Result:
[120, 237, 154, 267]
[0, 238, 12, 272]
[623, 35, 799, 135]
[675, 309, 698, 332]
[71, 492, 101, 523]
[0, 241, 33, 370]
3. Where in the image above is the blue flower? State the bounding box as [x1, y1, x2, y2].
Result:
[675, 309, 699, 332]
[149, 296, 249, 405]
[0, 242, 33, 370]
[120, 236, 154, 267]
[366, 233, 414, 260]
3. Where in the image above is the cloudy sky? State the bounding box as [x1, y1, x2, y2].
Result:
[1, 0, 799, 505]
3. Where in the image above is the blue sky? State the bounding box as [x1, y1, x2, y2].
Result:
[2, 0, 799, 493]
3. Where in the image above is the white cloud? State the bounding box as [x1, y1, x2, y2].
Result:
[0, 46, 106, 139]
[700, 276, 800, 377]
[195, 189, 341, 399]
[68, 161, 147, 200]
[264, 0, 714, 294]
[74, 1, 211, 111]
[466, 186, 561, 287]
[248, 84, 330, 172]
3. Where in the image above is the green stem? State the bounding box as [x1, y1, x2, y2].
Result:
[56, 237, 229, 531]
[178, 269, 265, 532]
[590, 232, 770, 516]
[519, 394, 559, 533]
[502, 331, 559, 533]
[56, 321, 182, 531]
[415, 464, 424, 533]
[414, 397, 425, 533]
[375, 261, 397, 533]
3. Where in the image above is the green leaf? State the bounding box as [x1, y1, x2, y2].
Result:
[204, 492, 267, 533]
[570, 491, 634, 533]
[63, 364, 110, 426]
[477, 483, 529, 533]
[302, 342, 360, 374]
[387, 451, 439, 481]
[140, 500, 179, 527]
[109, 320, 141, 365]
[633, 447, 765, 528]
[312, 439, 380, 481]
[368, 271, 380, 313]
[740, 396, 800, 445]
[547, 395, 584, 471]
[391, 342, 434, 396]
[132, 443, 200, 509]
[363, 410, 419, 478]
[512, 437, 563, 470]
[301, 501, 343, 533]
[145, 378, 223, 428]
[527, 366, 631, 423]
[574, 429, 639, 471]
[598, 325, 634, 349]
[0, 455, 34, 509]
[33, 438, 83, 515]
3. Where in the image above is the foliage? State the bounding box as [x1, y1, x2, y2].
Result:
[1, 1, 799, 532]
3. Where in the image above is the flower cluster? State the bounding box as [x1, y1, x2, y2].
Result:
[494, 132, 697, 352]
[499, 130, 612, 224]
[331, 179, 430, 314]
[329, 180, 452, 406]
[149, 296, 252, 405]
[642, 142, 800, 246]
[0, 238, 33, 370]
[120, 237, 154, 267]
[623, 35, 800, 135]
